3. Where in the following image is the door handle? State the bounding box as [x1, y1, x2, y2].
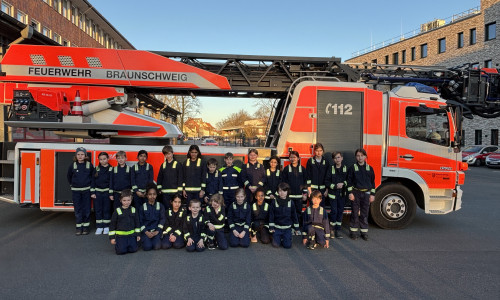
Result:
[400, 154, 414, 160]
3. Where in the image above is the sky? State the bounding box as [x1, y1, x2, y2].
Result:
[90, 0, 478, 126]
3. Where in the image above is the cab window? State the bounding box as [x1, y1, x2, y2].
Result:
[406, 107, 449, 146]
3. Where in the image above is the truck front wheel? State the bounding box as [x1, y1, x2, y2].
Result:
[370, 183, 416, 229]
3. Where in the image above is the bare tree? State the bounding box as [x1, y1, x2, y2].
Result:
[216, 109, 253, 129]
[156, 95, 201, 132]
[253, 98, 277, 120]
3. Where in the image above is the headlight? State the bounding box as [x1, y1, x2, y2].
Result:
[463, 155, 472, 160]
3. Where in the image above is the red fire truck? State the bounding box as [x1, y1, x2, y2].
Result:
[1, 44, 499, 229]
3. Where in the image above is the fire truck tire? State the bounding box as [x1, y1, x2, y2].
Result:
[370, 183, 416, 229]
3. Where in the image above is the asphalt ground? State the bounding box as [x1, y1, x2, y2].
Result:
[0, 167, 499, 299]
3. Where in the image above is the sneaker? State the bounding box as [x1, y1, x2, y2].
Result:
[294, 230, 302, 236]
[95, 228, 103, 235]
[334, 230, 343, 239]
[82, 229, 90, 235]
[251, 235, 258, 243]
[103, 227, 109, 235]
[349, 232, 358, 240]
[208, 241, 216, 250]
[360, 233, 368, 241]
[75, 229, 82, 236]
[307, 243, 317, 250]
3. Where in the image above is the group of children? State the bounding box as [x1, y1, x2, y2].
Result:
[67, 143, 376, 255]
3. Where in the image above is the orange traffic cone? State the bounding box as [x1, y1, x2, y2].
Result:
[72, 90, 83, 116]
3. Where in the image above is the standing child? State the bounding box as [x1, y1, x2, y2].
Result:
[157, 145, 183, 209]
[182, 145, 206, 205]
[241, 149, 265, 201]
[183, 199, 207, 252]
[227, 188, 251, 248]
[204, 158, 223, 209]
[132, 150, 154, 209]
[139, 184, 165, 251]
[67, 147, 94, 235]
[205, 194, 228, 250]
[250, 188, 271, 244]
[347, 148, 376, 241]
[302, 190, 330, 250]
[325, 152, 348, 239]
[161, 193, 186, 249]
[219, 152, 242, 208]
[306, 143, 330, 204]
[110, 151, 135, 209]
[92, 152, 112, 235]
[263, 156, 282, 202]
[109, 189, 141, 255]
[269, 182, 300, 248]
[281, 151, 308, 225]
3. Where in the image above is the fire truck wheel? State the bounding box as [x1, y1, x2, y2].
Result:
[370, 183, 416, 229]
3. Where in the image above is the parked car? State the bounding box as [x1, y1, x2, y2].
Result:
[462, 145, 499, 166]
[485, 149, 500, 168]
[201, 139, 218, 146]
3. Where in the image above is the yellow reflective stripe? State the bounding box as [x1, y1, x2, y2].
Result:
[135, 228, 141, 233]
[328, 194, 336, 199]
[95, 188, 109, 192]
[214, 224, 225, 229]
[197, 159, 201, 167]
[164, 228, 172, 234]
[289, 194, 302, 199]
[175, 230, 182, 236]
[235, 222, 246, 226]
[312, 225, 324, 230]
[108, 231, 116, 235]
[306, 180, 312, 184]
[116, 208, 122, 215]
[218, 214, 224, 221]
[269, 223, 275, 227]
[140, 225, 146, 231]
[115, 230, 135, 235]
[201, 183, 206, 188]
[71, 186, 91, 191]
[275, 224, 291, 229]
[184, 187, 201, 191]
[158, 224, 164, 229]
[173, 161, 177, 168]
[161, 188, 178, 193]
[229, 224, 235, 228]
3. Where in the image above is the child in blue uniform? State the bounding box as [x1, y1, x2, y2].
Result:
[241, 149, 265, 201]
[157, 145, 183, 209]
[306, 143, 330, 204]
[132, 150, 154, 209]
[67, 147, 94, 235]
[325, 151, 348, 239]
[269, 182, 300, 248]
[263, 156, 281, 202]
[139, 184, 165, 251]
[204, 158, 222, 209]
[220, 152, 242, 208]
[205, 194, 228, 250]
[109, 190, 141, 255]
[347, 148, 376, 241]
[250, 188, 271, 244]
[182, 145, 206, 205]
[184, 199, 207, 252]
[302, 190, 330, 249]
[161, 193, 186, 249]
[227, 188, 251, 247]
[92, 152, 112, 235]
[110, 151, 134, 209]
[282, 151, 308, 225]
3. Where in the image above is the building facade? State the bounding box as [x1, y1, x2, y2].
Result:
[1, 0, 134, 49]
[346, 0, 500, 147]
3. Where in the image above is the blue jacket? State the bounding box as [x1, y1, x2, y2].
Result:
[67, 161, 94, 191]
[110, 164, 134, 194]
[94, 164, 112, 193]
[139, 201, 166, 233]
[269, 198, 299, 231]
[132, 162, 154, 193]
[205, 170, 223, 196]
[219, 165, 241, 191]
[227, 202, 251, 230]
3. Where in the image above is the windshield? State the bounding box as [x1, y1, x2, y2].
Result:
[406, 107, 450, 146]
[462, 146, 483, 152]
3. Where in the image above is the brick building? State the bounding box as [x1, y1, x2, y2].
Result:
[346, 0, 500, 147]
[1, 0, 134, 49]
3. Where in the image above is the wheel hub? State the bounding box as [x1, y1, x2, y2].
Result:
[381, 194, 406, 220]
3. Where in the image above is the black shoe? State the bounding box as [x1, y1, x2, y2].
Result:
[75, 229, 82, 236]
[82, 229, 90, 235]
[360, 233, 368, 241]
[349, 232, 358, 240]
[208, 241, 216, 250]
[307, 243, 317, 250]
[334, 230, 343, 239]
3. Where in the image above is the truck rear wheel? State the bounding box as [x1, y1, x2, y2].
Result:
[370, 183, 416, 229]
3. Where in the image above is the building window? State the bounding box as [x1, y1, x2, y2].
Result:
[53, 0, 60, 13]
[411, 47, 416, 61]
[78, 13, 83, 29]
[485, 22, 496, 41]
[475, 130, 482, 145]
[393, 52, 399, 65]
[470, 28, 476, 45]
[438, 38, 446, 53]
[31, 19, 40, 32]
[420, 44, 427, 58]
[71, 6, 76, 24]
[471, 62, 480, 69]
[42, 27, 51, 38]
[85, 18, 90, 35]
[492, 129, 499, 145]
[16, 10, 27, 24]
[485, 60, 493, 68]
[63, 40, 69, 46]
[62, 0, 69, 19]
[53, 33, 61, 44]
[385, 55, 389, 64]
[1, 1, 13, 16]
[401, 50, 406, 64]
[457, 32, 464, 48]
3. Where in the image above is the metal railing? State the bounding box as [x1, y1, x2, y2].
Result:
[350, 6, 480, 58]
